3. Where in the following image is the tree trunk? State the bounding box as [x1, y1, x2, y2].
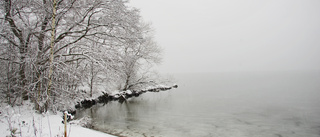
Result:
[90, 61, 94, 97]
[46, 0, 57, 111]
[124, 74, 130, 91]
[20, 52, 28, 101]
[35, 2, 50, 112]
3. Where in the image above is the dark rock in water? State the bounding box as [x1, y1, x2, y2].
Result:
[75, 103, 81, 109]
[76, 99, 97, 109]
[118, 98, 126, 104]
[126, 94, 133, 98]
[69, 110, 76, 115]
[133, 91, 141, 97]
[69, 84, 178, 124]
[119, 94, 126, 101]
[75, 84, 178, 109]
[173, 84, 178, 88]
[134, 94, 140, 97]
[98, 92, 110, 103]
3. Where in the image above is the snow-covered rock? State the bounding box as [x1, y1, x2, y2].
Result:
[125, 90, 133, 95]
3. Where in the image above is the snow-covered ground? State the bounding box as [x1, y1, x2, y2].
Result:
[0, 101, 115, 137]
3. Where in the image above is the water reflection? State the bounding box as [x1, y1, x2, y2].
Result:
[76, 71, 320, 137]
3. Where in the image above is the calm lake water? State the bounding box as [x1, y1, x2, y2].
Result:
[76, 71, 320, 137]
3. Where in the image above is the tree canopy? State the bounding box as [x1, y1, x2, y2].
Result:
[0, 0, 162, 112]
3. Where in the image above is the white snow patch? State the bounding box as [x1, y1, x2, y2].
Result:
[125, 90, 132, 95]
[0, 101, 115, 137]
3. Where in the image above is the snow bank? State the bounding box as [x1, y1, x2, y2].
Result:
[0, 101, 115, 137]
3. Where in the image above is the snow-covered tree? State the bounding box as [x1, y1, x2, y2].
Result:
[0, 0, 163, 112]
[120, 24, 162, 91]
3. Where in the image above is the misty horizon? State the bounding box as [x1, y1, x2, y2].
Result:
[130, 0, 320, 73]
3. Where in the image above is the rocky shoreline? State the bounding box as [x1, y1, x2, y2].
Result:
[71, 84, 178, 114]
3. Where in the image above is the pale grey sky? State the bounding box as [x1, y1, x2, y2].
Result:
[129, 0, 320, 73]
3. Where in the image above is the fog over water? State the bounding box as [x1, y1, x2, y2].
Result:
[78, 1, 320, 136]
[129, 0, 320, 73]
[77, 71, 320, 137]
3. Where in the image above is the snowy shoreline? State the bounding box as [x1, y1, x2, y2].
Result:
[0, 101, 116, 137]
[0, 85, 178, 137]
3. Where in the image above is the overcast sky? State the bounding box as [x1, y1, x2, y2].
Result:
[129, 0, 320, 73]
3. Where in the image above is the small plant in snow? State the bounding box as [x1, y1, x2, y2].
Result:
[7, 128, 18, 137]
[3, 106, 20, 137]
